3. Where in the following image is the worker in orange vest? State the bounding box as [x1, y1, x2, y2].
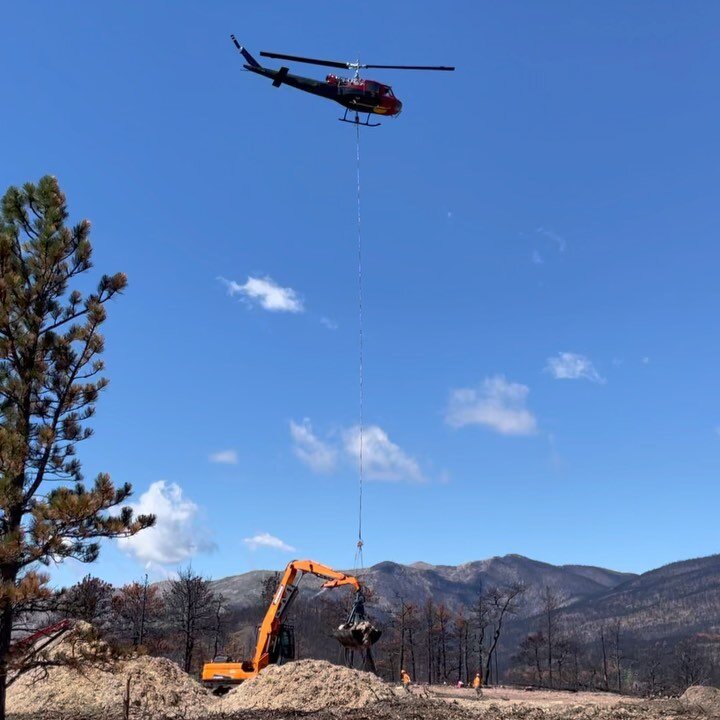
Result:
[472, 672, 483, 697]
[401, 669, 412, 692]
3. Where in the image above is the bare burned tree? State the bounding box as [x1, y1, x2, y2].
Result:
[562, 622, 583, 691]
[541, 585, 563, 688]
[639, 641, 668, 697]
[484, 582, 526, 685]
[610, 619, 624, 692]
[436, 603, 451, 681]
[260, 572, 281, 605]
[111, 579, 164, 648]
[515, 632, 546, 686]
[392, 594, 418, 680]
[166, 567, 215, 673]
[423, 599, 436, 683]
[471, 588, 490, 678]
[452, 610, 470, 684]
[211, 594, 230, 659]
[404, 601, 418, 681]
[673, 637, 707, 691]
[599, 625, 610, 690]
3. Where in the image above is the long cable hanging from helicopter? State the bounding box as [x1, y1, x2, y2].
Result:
[353, 121, 364, 571]
[229, 36, 454, 566]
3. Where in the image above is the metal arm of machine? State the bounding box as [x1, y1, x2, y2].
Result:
[252, 559, 361, 670]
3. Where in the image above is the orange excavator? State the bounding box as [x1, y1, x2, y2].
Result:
[201, 559, 381, 691]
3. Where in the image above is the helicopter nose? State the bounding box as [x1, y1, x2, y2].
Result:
[393, 98, 403, 115]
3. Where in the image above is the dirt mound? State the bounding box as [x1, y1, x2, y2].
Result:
[682, 686, 720, 715]
[217, 659, 396, 712]
[8, 646, 212, 719]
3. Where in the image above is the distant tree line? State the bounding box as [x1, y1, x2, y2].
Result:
[31, 568, 230, 675]
[369, 582, 715, 695]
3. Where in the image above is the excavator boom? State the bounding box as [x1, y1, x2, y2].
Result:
[201, 559, 379, 691]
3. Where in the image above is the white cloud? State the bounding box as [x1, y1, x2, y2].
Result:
[445, 375, 538, 435]
[209, 449, 238, 464]
[320, 316, 338, 330]
[117, 481, 214, 565]
[641, 356, 651, 365]
[290, 419, 338, 473]
[343, 425, 423, 482]
[532, 250, 544, 265]
[545, 352, 605, 383]
[219, 275, 304, 313]
[290, 420, 422, 482]
[243, 532, 296, 552]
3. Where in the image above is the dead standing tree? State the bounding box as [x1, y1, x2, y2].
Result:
[453, 610, 470, 684]
[436, 603, 451, 681]
[392, 594, 418, 680]
[166, 567, 215, 673]
[515, 632, 547, 686]
[423, 599, 437, 683]
[600, 625, 610, 690]
[484, 582, 526, 685]
[673, 637, 706, 692]
[541, 585, 563, 688]
[210, 594, 230, 659]
[0, 177, 154, 720]
[610, 619, 624, 692]
[471, 588, 490, 678]
[111, 579, 164, 648]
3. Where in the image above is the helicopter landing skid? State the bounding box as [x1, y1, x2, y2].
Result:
[339, 109, 380, 127]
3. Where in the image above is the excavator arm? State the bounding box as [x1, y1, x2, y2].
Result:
[251, 560, 361, 669]
[202, 559, 378, 690]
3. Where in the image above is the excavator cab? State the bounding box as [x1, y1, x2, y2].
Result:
[268, 624, 295, 664]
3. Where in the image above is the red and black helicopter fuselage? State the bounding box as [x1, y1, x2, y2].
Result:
[232, 37, 453, 126]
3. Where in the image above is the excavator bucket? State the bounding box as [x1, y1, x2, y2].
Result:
[334, 620, 382, 649]
[331, 587, 381, 650]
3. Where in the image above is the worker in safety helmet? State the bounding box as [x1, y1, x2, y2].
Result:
[401, 669, 412, 692]
[472, 672, 483, 697]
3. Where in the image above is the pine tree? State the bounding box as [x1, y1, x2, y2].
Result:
[0, 176, 154, 719]
[59, 574, 114, 627]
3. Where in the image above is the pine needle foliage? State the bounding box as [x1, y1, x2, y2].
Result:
[0, 176, 155, 718]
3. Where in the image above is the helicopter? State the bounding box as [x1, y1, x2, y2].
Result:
[231, 36, 454, 127]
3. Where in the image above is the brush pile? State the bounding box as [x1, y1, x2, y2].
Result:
[7, 625, 211, 719]
[681, 686, 720, 716]
[217, 659, 396, 713]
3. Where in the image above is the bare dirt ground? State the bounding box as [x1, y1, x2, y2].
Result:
[426, 684, 643, 706]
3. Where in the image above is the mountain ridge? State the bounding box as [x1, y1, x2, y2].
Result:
[205, 553, 720, 649]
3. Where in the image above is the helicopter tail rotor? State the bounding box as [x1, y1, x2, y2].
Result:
[231, 35, 261, 68]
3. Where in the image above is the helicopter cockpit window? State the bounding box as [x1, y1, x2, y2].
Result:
[385, 87, 395, 96]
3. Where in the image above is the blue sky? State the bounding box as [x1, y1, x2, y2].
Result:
[3, 2, 719, 586]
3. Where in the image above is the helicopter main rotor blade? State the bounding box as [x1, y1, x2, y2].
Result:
[259, 51, 349, 70]
[363, 64, 455, 71]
